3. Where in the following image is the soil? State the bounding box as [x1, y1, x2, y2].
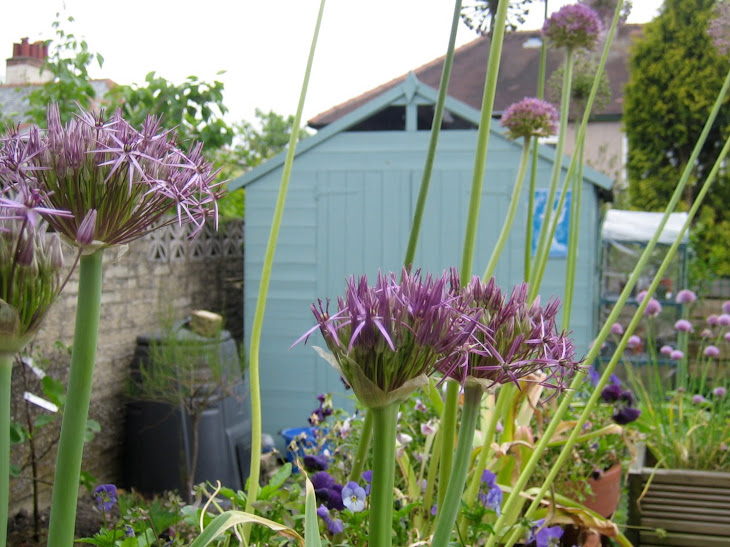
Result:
[7, 493, 107, 546]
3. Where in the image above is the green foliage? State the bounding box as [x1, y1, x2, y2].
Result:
[547, 53, 612, 120]
[26, 15, 104, 124]
[624, 0, 730, 275]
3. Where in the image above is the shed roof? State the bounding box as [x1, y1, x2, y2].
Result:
[228, 73, 613, 192]
[309, 24, 642, 129]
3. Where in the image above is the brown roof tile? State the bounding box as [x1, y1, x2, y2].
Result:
[309, 25, 642, 128]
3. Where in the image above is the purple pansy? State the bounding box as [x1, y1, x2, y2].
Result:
[303, 454, 329, 471]
[529, 518, 564, 547]
[341, 481, 366, 513]
[93, 484, 118, 512]
[613, 406, 641, 425]
[317, 504, 344, 535]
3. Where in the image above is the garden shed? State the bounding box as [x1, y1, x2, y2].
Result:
[228, 73, 613, 440]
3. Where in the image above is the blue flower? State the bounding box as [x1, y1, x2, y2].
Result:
[478, 470, 502, 515]
[303, 454, 329, 471]
[93, 484, 118, 512]
[341, 481, 366, 512]
[362, 469, 373, 495]
[124, 525, 135, 538]
[316, 504, 344, 535]
[529, 519, 564, 547]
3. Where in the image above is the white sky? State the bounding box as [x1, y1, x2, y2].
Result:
[2, 1, 662, 124]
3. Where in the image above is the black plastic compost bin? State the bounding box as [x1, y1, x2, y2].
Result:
[123, 324, 251, 496]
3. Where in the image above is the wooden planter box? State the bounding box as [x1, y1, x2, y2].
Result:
[627, 445, 730, 546]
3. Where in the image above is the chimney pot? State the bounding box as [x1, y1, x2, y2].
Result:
[19, 37, 30, 56]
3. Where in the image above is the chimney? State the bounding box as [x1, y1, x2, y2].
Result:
[5, 38, 52, 85]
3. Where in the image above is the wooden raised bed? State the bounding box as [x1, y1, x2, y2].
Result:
[627, 445, 730, 546]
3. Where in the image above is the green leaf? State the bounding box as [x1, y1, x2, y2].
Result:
[258, 462, 292, 500]
[304, 476, 322, 547]
[188, 511, 304, 547]
[9, 422, 27, 444]
[34, 413, 58, 428]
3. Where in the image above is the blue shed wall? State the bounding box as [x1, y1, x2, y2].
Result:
[244, 130, 602, 440]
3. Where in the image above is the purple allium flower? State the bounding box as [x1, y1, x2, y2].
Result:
[93, 484, 118, 512]
[0, 187, 69, 353]
[303, 454, 329, 471]
[720, 314, 730, 327]
[542, 3, 602, 50]
[674, 319, 693, 332]
[702, 328, 714, 339]
[301, 268, 480, 408]
[670, 349, 684, 360]
[724, 301, 730, 314]
[710, 0, 730, 56]
[636, 290, 648, 303]
[613, 406, 641, 425]
[436, 277, 581, 394]
[601, 384, 622, 403]
[705, 345, 721, 358]
[676, 289, 698, 304]
[478, 470, 502, 515]
[341, 481, 366, 513]
[692, 394, 708, 404]
[644, 298, 662, 317]
[627, 335, 641, 349]
[660, 345, 673, 356]
[500, 98, 559, 140]
[610, 322, 624, 335]
[713, 386, 727, 398]
[708, 314, 720, 326]
[529, 518, 564, 547]
[317, 504, 344, 535]
[7, 105, 222, 251]
[725, 332, 730, 342]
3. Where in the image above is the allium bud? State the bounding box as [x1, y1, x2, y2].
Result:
[542, 3, 603, 50]
[610, 322, 624, 335]
[500, 98, 559, 140]
[644, 298, 662, 317]
[676, 289, 697, 304]
[674, 319, 693, 332]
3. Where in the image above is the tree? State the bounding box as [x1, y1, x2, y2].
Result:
[460, 0, 535, 35]
[623, 0, 730, 278]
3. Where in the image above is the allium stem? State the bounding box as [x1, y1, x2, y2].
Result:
[243, 0, 326, 537]
[431, 384, 482, 545]
[438, 381, 460, 509]
[369, 401, 400, 547]
[529, 46, 574, 292]
[403, 0, 463, 268]
[347, 409, 373, 484]
[0, 353, 12, 547]
[484, 137, 532, 280]
[561, 138, 585, 330]
[47, 249, 104, 547]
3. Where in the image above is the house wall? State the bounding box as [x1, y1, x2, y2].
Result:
[564, 120, 625, 191]
[244, 130, 604, 442]
[9, 221, 243, 512]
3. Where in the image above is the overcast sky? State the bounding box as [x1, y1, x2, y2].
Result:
[2, 1, 662, 124]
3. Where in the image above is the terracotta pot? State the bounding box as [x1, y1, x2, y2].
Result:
[583, 463, 622, 518]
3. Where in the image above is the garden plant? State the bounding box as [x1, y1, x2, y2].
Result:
[2, 0, 730, 546]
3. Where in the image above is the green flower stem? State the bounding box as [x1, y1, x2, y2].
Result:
[369, 401, 400, 547]
[0, 353, 12, 547]
[438, 381, 459, 509]
[422, 423, 442, 531]
[529, 46, 573, 291]
[347, 410, 373, 483]
[441, 0, 508, 514]
[525, 4, 549, 281]
[561, 138, 584, 330]
[484, 137, 532, 280]
[489, 58, 730, 547]
[431, 385, 482, 546]
[403, 0, 463, 268]
[47, 249, 104, 547]
[242, 0, 326, 538]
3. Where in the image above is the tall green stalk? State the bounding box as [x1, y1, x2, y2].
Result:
[369, 401, 400, 547]
[47, 250, 104, 547]
[529, 46, 573, 290]
[486, 53, 730, 547]
[243, 0, 326, 536]
[0, 353, 11, 547]
[484, 137, 532, 280]
[431, 385, 482, 545]
[561, 138, 584, 330]
[347, 410, 373, 483]
[441, 0, 510, 508]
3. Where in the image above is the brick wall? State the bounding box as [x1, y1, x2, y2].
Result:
[9, 220, 243, 511]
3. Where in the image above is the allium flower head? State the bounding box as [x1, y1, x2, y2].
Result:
[542, 3, 602, 50]
[710, 0, 730, 56]
[500, 98, 559, 140]
[610, 322, 624, 335]
[436, 277, 580, 394]
[692, 394, 708, 404]
[713, 386, 727, 398]
[301, 268, 481, 408]
[93, 484, 118, 512]
[670, 349, 684, 360]
[660, 345, 673, 356]
[676, 289, 697, 304]
[627, 335, 641, 349]
[674, 319, 693, 332]
[644, 298, 662, 317]
[720, 314, 730, 326]
[0, 187, 69, 354]
[5, 104, 223, 251]
[705, 345, 720, 358]
[724, 300, 730, 314]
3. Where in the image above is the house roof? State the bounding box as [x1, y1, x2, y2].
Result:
[229, 73, 613, 193]
[309, 24, 642, 129]
[0, 79, 115, 125]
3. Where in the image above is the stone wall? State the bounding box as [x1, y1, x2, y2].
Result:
[9, 220, 243, 511]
